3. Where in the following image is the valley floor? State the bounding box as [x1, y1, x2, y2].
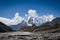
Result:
[0, 32, 60, 40]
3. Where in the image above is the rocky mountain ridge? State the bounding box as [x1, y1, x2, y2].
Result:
[19, 17, 60, 33]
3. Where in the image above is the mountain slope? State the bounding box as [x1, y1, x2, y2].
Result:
[10, 20, 27, 30]
[19, 18, 60, 33]
[0, 22, 13, 32]
[10, 14, 54, 30]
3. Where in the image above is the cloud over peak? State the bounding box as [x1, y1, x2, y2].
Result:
[0, 9, 55, 26]
[28, 9, 38, 17]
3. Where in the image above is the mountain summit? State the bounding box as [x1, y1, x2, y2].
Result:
[10, 10, 55, 30]
[0, 10, 54, 26]
[19, 18, 60, 33]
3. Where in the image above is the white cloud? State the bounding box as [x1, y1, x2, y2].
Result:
[0, 13, 23, 26]
[26, 9, 55, 26]
[28, 9, 38, 17]
[25, 14, 28, 17]
[0, 17, 11, 26]
[0, 9, 55, 26]
[27, 9, 55, 23]
[12, 13, 23, 25]
[40, 15, 55, 23]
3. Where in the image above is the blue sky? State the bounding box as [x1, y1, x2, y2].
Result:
[0, 0, 60, 19]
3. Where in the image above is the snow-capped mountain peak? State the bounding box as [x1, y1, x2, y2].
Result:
[0, 9, 55, 26]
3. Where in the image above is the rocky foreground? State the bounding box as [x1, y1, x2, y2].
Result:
[0, 32, 60, 40]
[0, 18, 60, 40]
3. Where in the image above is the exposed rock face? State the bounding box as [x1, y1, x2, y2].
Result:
[19, 18, 60, 33]
[10, 20, 27, 30]
[39, 18, 60, 33]
[19, 26, 40, 32]
[0, 22, 13, 32]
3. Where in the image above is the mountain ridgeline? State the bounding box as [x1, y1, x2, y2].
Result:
[0, 22, 14, 32]
[0, 17, 60, 33]
[19, 17, 60, 33]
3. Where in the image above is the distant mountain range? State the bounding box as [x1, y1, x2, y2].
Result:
[10, 20, 27, 30]
[10, 16, 53, 30]
[19, 17, 60, 33]
[0, 17, 60, 33]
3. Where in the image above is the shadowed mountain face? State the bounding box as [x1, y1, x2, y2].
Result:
[10, 20, 27, 30]
[19, 18, 60, 33]
[0, 22, 13, 32]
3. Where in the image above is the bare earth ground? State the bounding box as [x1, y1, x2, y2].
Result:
[0, 32, 60, 40]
